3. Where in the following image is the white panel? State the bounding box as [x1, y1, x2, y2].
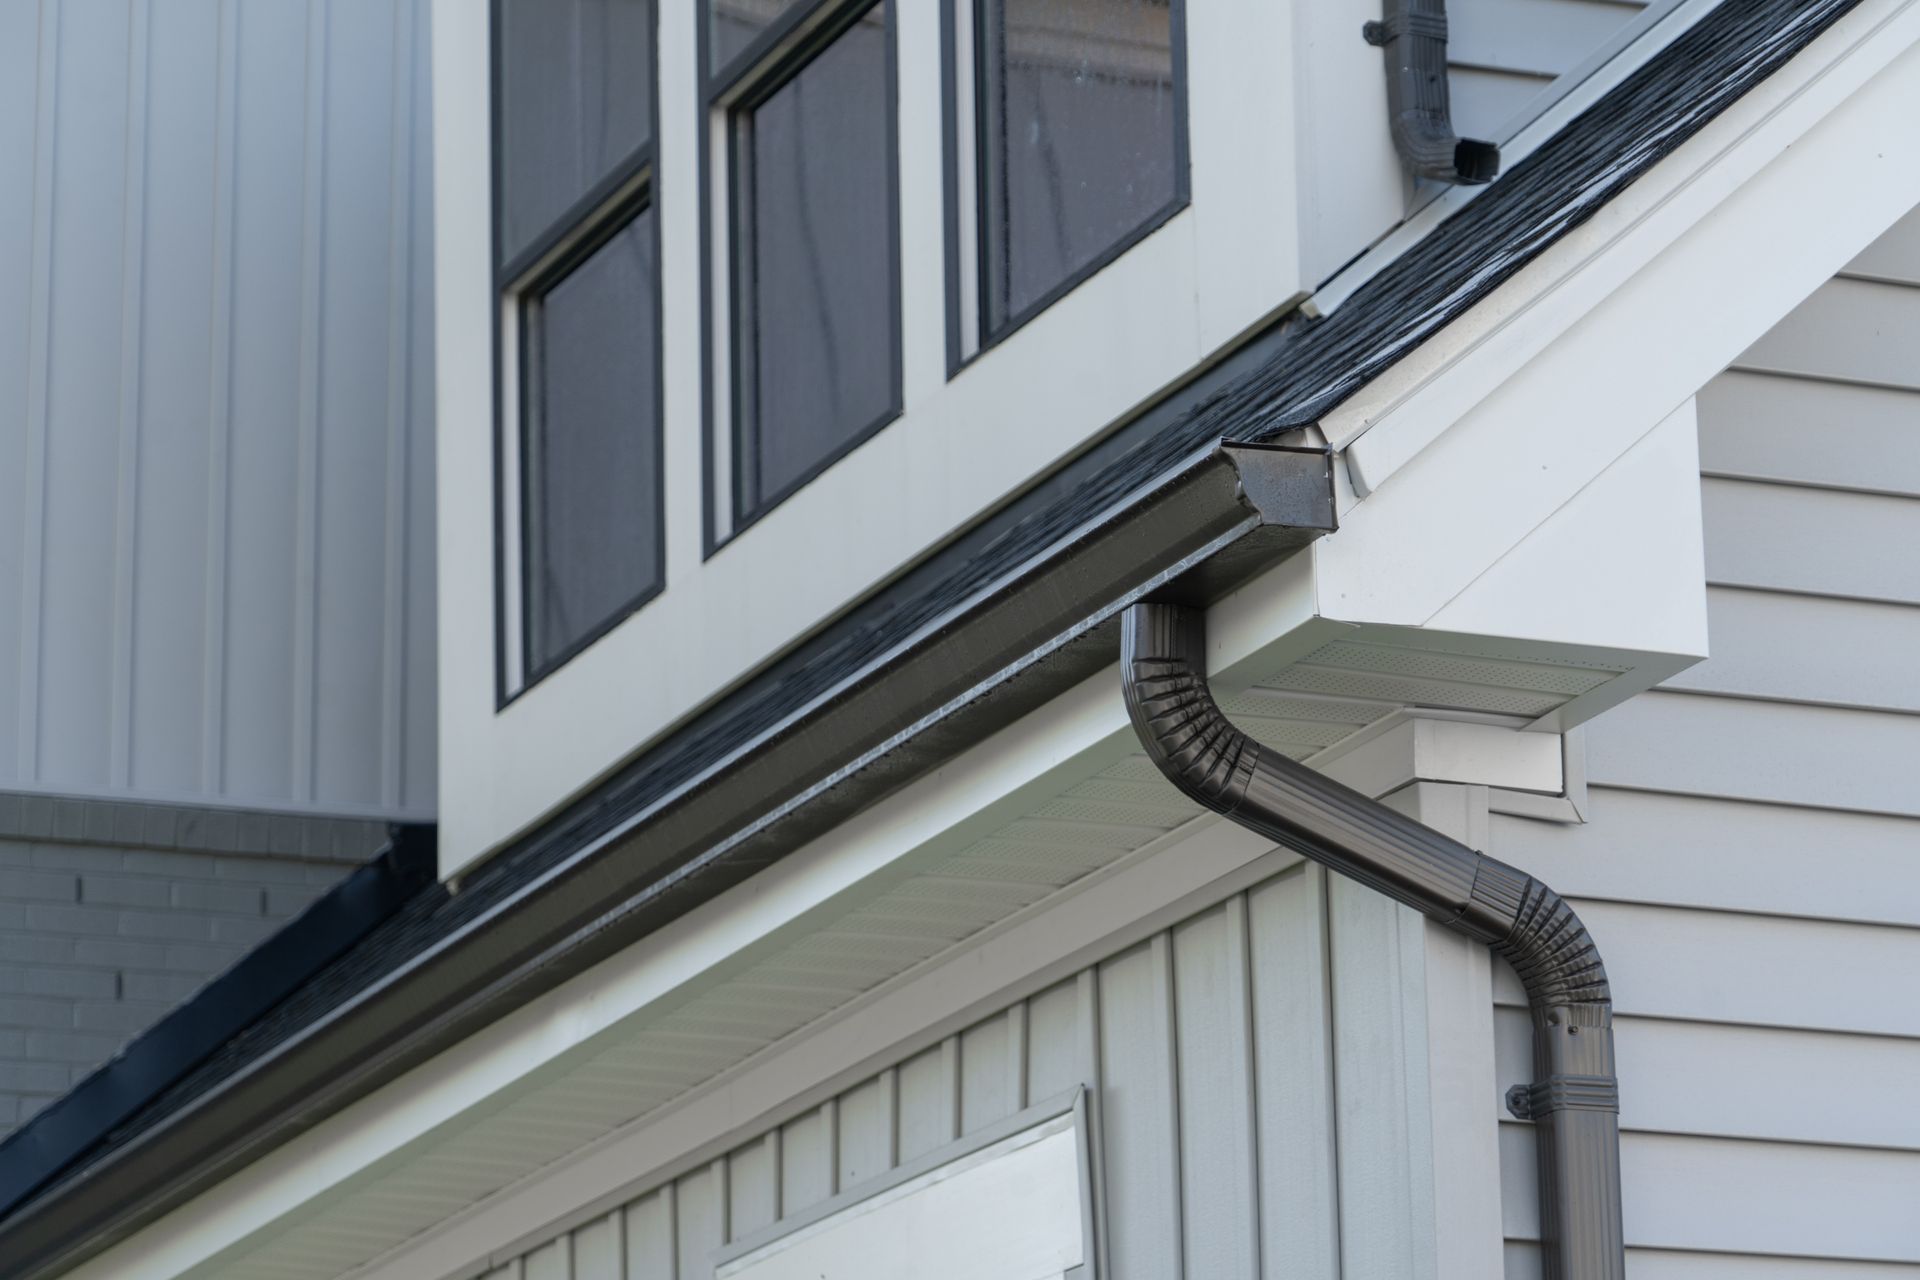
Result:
[1493, 900, 1920, 1038]
[1494, 1008, 1920, 1150]
[895, 1042, 957, 1165]
[1585, 690, 1920, 817]
[1328, 876, 1435, 1280]
[1847, 204, 1920, 284]
[1448, 67, 1553, 143]
[1739, 276, 1920, 390]
[572, 1213, 619, 1280]
[718, 1119, 1085, 1280]
[1697, 372, 1920, 498]
[1702, 477, 1920, 605]
[624, 1189, 673, 1279]
[37, 0, 131, 786]
[0, 0, 45, 785]
[1664, 588, 1920, 713]
[959, 1012, 1015, 1136]
[0, 0, 435, 819]
[835, 1076, 891, 1192]
[1171, 900, 1261, 1279]
[1494, 788, 1920, 927]
[674, 1164, 724, 1280]
[1096, 938, 1183, 1280]
[1248, 868, 1341, 1279]
[1450, 0, 1649, 78]
[1501, 1129, 1920, 1261]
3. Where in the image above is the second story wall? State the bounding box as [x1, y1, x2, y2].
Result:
[434, 0, 1684, 875]
[0, 0, 437, 821]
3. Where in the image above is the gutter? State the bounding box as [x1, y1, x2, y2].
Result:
[0, 443, 1335, 1280]
[1366, 0, 1501, 183]
[1121, 602, 1623, 1279]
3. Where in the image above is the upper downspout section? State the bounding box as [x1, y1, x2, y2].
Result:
[1366, 0, 1501, 184]
[1122, 602, 1622, 1278]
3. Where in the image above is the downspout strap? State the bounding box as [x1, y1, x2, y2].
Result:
[1507, 1075, 1621, 1120]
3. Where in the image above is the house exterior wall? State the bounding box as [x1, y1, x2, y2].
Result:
[0, 806, 382, 1139]
[477, 861, 1345, 1280]
[1447, 0, 1654, 143]
[1491, 204, 1920, 1275]
[0, 0, 437, 823]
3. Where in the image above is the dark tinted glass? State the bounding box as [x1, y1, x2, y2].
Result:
[982, 0, 1178, 331]
[525, 208, 661, 673]
[737, 5, 895, 515]
[500, 0, 653, 263]
[707, 0, 807, 76]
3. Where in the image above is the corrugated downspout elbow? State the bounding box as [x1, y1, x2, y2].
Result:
[1122, 602, 1622, 1279]
[1366, 0, 1500, 184]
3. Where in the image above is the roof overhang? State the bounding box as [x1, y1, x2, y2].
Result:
[20, 0, 1920, 1274]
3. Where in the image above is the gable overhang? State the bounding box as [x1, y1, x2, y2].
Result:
[21, 0, 1920, 1276]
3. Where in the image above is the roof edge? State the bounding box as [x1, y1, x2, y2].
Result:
[0, 826, 438, 1223]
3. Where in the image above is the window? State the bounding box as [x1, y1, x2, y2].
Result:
[495, 0, 661, 695]
[704, 0, 902, 541]
[950, 0, 1186, 361]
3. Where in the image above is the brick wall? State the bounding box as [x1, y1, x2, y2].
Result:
[0, 801, 387, 1139]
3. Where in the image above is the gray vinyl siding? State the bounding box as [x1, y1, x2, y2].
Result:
[482, 863, 1344, 1280]
[1447, 0, 1652, 143]
[0, 0, 436, 821]
[1494, 205, 1920, 1274]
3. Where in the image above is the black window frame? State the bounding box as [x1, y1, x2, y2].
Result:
[491, 0, 666, 706]
[698, 0, 904, 555]
[940, 0, 1190, 375]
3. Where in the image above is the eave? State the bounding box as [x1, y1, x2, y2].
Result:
[10, 0, 1918, 1272]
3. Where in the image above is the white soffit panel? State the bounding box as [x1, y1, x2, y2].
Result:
[716, 1099, 1091, 1280]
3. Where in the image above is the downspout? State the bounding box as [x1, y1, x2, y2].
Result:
[1365, 0, 1501, 184]
[1121, 603, 1623, 1279]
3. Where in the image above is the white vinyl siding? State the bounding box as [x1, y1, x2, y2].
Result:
[481, 862, 1344, 1280]
[1494, 204, 1920, 1274]
[0, 0, 436, 820]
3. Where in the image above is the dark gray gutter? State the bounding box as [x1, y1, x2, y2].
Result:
[0, 443, 1334, 1280]
[1121, 602, 1623, 1280]
[1366, 0, 1500, 183]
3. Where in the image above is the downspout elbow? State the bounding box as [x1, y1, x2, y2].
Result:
[1366, 0, 1501, 184]
[1122, 602, 1622, 1279]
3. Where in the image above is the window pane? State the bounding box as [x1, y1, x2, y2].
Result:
[525, 208, 660, 673]
[707, 0, 806, 76]
[982, 0, 1178, 331]
[737, 5, 895, 515]
[500, 0, 652, 264]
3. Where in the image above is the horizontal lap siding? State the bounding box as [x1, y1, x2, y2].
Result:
[1495, 208, 1920, 1273]
[495, 866, 1343, 1280]
[1447, 0, 1651, 141]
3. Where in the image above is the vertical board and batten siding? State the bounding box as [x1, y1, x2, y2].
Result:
[480, 863, 1346, 1280]
[1446, 0, 1652, 143]
[1494, 205, 1920, 1275]
[0, 0, 436, 820]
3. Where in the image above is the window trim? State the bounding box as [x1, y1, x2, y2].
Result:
[491, 0, 666, 707]
[699, 0, 904, 554]
[941, 0, 1191, 376]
